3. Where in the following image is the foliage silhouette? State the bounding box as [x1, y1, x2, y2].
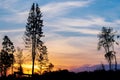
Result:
[48, 63, 54, 72]
[98, 27, 119, 70]
[2, 36, 15, 54]
[24, 3, 51, 75]
[0, 35, 15, 76]
[37, 42, 54, 74]
[0, 50, 14, 77]
[15, 47, 23, 75]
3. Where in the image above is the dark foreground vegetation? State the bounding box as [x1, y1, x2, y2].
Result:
[0, 69, 120, 80]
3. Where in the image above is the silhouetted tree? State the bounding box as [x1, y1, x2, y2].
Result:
[24, 3, 44, 75]
[99, 62, 105, 71]
[2, 36, 15, 55]
[16, 47, 23, 74]
[2, 35, 15, 75]
[17, 65, 23, 75]
[37, 41, 49, 74]
[48, 63, 54, 72]
[114, 52, 117, 70]
[34, 38, 54, 74]
[98, 27, 119, 70]
[0, 35, 15, 76]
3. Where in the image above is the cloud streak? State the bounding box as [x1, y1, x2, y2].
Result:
[0, 0, 92, 24]
[45, 16, 120, 36]
[1, 11, 28, 23]
[0, 28, 25, 33]
[41, 0, 92, 18]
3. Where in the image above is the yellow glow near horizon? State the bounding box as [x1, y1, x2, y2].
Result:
[13, 63, 40, 74]
[21, 64, 40, 74]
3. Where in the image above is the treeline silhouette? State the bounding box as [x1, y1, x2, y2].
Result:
[0, 69, 120, 80]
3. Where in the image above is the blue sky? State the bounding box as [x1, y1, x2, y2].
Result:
[0, 0, 120, 70]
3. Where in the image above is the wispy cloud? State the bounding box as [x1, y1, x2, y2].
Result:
[45, 16, 120, 36]
[0, 0, 19, 12]
[0, 0, 92, 24]
[41, 0, 92, 18]
[0, 28, 25, 33]
[47, 17, 120, 27]
[1, 11, 28, 23]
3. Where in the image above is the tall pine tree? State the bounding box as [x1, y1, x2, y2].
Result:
[24, 3, 49, 75]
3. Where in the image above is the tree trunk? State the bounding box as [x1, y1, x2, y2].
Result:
[11, 64, 13, 74]
[32, 32, 36, 76]
[4, 67, 7, 77]
[114, 55, 117, 70]
[109, 57, 112, 70]
[0, 67, 3, 77]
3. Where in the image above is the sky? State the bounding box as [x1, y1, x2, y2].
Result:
[1, 0, 120, 72]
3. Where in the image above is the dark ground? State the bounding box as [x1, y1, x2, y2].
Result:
[0, 69, 120, 80]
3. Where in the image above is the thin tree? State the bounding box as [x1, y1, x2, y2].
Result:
[24, 3, 44, 75]
[37, 41, 49, 74]
[16, 47, 23, 75]
[100, 62, 105, 71]
[0, 35, 15, 76]
[47, 63, 54, 72]
[98, 27, 119, 70]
